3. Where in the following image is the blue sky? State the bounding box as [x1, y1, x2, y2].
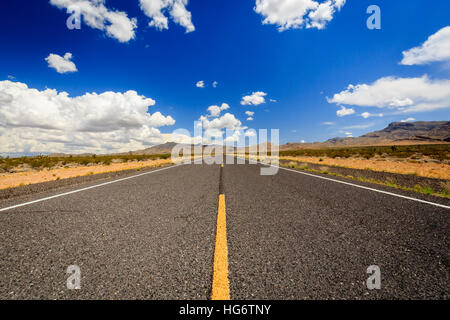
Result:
[0, 0, 449, 155]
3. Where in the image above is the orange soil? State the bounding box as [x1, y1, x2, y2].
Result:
[280, 156, 450, 180]
[0, 159, 172, 190]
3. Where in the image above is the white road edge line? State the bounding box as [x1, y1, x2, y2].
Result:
[0, 163, 185, 212]
[238, 157, 450, 210]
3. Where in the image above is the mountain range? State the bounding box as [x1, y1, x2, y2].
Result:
[49, 121, 450, 157]
[281, 121, 450, 150]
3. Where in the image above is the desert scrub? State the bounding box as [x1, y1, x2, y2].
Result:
[278, 144, 449, 161]
[423, 186, 434, 195]
[0, 153, 170, 170]
[279, 159, 449, 198]
[288, 161, 297, 168]
[388, 181, 398, 188]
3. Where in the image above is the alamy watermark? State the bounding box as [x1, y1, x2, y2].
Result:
[366, 5, 381, 30]
[366, 265, 381, 290]
[66, 5, 81, 30]
[66, 265, 81, 290]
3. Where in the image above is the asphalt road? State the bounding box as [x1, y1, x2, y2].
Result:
[0, 159, 449, 299]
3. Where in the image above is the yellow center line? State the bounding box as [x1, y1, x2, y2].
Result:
[211, 193, 230, 300]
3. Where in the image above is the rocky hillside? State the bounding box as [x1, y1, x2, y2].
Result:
[361, 121, 450, 141]
[281, 121, 450, 150]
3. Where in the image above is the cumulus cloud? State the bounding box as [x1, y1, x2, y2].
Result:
[224, 130, 241, 143]
[245, 130, 256, 137]
[198, 112, 244, 142]
[139, 0, 195, 33]
[254, 0, 346, 31]
[207, 103, 230, 117]
[336, 106, 355, 117]
[401, 26, 450, 65]
[401, 117, 416, 122]
[245, 111, 255, 116]
[196, 80, 205, 88]
[200, 112, 242, 131]
[50, 0, 137, 42]
[328, 75, 450, 113]
[241, 91, 267, 106]
[45, 52, 78, 74]
[361, 112, 383, 119]
[0, 80, 175, 154]
[246, 117, 254, 121]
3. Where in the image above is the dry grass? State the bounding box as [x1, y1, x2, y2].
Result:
[0, 158, 172, 190]
[280, 156, 450, 180]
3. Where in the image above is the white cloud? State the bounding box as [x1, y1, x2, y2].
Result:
[212, 81, 218, 88]
[300, 139, 305, 143]
[401, 26, 450, 65]
[196, 80, 205, 88]
[361, 112, 383, 119]
[224, 130, 241, 143]
[139, 0, 195, 33]
[200, 112, 242, 131]
[45, 52, 78, 74]
[254, 0, 346, 31]
[245, 111, 255, 116]
[336, 106, 355, 117]
[245, 130, 256, 137]
[198, 112, 244, 142]
[7, 75, 15, 80]
[207, 103, 230, 117]
[321, 121, 335, 125]
[246, 117, 254, 121]
[241, 91, 267, 106]
[269, 98, 277, 102]
[50, 0, 137, 42]
[328, 75, 450, 113]
[344, 132, 352, 137]
[0, 80, 175, 154]
[401, 117, 416, 122]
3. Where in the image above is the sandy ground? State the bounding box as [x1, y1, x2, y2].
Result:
[0, 159, 172, 190]
[280, 156, 450, 180]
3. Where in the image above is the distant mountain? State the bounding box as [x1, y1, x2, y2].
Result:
[125, 142, 218, 155]
[49, 121, 449, 158]
[125, 142, 181, 155]
[137, 122, 450, 154]
[281, 121, 450, 150]
[361, 121, 450, 141]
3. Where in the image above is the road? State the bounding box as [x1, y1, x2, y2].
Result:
[0, 159, 449, 299]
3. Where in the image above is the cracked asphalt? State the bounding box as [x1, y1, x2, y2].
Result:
[0, 160, 448, 299]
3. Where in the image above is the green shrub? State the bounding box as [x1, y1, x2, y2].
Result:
[423, 187, 434, 195]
